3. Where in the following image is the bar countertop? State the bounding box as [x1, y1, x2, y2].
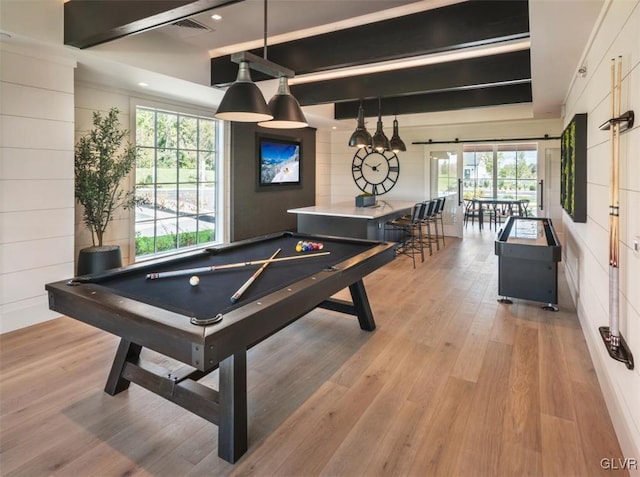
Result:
[288, 200, 417, 220]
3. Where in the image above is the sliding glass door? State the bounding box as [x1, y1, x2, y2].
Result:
[463, 143, 539, 216]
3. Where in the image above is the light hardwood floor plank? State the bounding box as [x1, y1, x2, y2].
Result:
[538, 320, 576, 420]
[541, 413, 588, 477]
[453, 340, 513, 476]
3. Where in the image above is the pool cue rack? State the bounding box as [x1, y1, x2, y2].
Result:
[599, 56, 634, 370]
[598, 109, 635, 133]
[598, 326, 634, 370]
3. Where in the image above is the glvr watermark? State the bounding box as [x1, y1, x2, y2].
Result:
[600, 458, 638, 471]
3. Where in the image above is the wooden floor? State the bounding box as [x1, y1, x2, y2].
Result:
[0, 229, 627, 477]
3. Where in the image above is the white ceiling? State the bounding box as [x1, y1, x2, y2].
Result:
[71, 0, 605, 129]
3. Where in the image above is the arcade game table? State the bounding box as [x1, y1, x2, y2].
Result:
[494, 216, 562, 311]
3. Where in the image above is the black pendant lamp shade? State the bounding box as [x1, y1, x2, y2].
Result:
[348, 102, 372, 148]
[258, 76, 308, 128]
[372, 101, 390, 152]
[389, 117, 407, 152]
[214, 61, 273, 122]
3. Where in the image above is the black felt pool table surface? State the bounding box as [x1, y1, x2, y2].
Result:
[85, 233, 376, 321]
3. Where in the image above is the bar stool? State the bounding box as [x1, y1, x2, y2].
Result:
[420, 200, 437, 256]
[385, 202, 425, 268]
[436, 196, 446, 247]
[424, 197, 442, 251]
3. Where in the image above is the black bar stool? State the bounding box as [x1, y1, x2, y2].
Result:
[385, 202, 425, 268]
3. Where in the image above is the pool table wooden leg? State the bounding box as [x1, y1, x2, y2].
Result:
[218, 350, 248, 463]
[349, 279, 376, 331]
[104, 338, 142, 395]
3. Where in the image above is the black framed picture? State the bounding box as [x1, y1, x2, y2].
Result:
[257, 134, 301, 187]
[560, 113, 587, 222]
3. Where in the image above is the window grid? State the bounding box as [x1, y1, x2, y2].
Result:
[134, 107, 220, 258]
[463, 144, 538, 214]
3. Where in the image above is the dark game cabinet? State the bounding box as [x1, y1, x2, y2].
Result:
[495, 216, 562, 311]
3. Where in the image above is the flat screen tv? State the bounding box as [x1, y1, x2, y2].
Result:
[258, 136, 301, 186]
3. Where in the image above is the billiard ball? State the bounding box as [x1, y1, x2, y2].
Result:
[189, 276, 200, 286]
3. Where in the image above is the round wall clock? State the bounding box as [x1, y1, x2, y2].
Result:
[351, 147, 400, 195]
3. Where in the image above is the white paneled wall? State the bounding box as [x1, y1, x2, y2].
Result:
[315, 129, 332, 205]
[0, 46, 75, 333]
[562, 0, 640, 463]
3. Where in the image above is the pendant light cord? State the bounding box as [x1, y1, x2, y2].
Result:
[263, 0, 268, 60]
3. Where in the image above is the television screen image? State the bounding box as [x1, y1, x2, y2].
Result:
[259, 138, 300, 185]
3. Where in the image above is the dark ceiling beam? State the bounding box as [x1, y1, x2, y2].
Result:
[210, 0, 530, 85]
[290, 50, 531, 106]
[64, 0, 245, 49]
[334, 83, 533, 119]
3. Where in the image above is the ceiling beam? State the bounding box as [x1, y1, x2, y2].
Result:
[291, 50, 531, 106]
[64, 0, 245, 49]
[334, 83, 533, 119]
[210, 0, 529, 85]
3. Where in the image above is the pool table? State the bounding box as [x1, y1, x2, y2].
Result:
[45, 231, 395, 463]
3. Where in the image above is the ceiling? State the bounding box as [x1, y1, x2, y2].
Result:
[65, 0, 605, 127]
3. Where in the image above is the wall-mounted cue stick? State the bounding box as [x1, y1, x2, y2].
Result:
[600, 56, 633, 370]
[145, 251, 331, 280]
[230, 248, 281, 303]
[609, 56, 621, 344]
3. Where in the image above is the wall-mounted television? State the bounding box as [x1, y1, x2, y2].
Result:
[258, 135, 301, 187]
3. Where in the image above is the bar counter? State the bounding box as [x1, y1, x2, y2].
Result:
[288, 200, 416, 241]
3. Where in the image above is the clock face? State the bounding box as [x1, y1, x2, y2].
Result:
[351, 148, 400, 195]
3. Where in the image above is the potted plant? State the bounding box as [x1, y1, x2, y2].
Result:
[75, 107, 139, 275]
[355, 192, 376, 207]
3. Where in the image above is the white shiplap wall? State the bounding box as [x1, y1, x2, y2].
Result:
[0, 45, 75, 333]
[562, 0, 640, 463]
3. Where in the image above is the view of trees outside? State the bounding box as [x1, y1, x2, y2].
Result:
[463, 144, 538, 215]
[134, 107, 219, 257]
[433, 151, 458, 197]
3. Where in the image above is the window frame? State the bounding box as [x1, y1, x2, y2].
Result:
[130, 98, 225, 261]
[463, 143, 538, 206]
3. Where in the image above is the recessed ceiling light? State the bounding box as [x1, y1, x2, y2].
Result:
[211, 14, 222, 20]
[138, 82, 148, 87]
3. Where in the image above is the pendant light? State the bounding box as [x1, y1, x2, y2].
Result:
[348, 101, 372, 148]
[214, 60, 273, 122]
[389, 116, 407, 152]
[215, 0, 306, 128]
[258, 76, 308, 128]
[372, 98, 390, 152]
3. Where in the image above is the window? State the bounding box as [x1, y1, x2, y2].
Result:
[134, 106, 222, 258]
[496, 144, 537, 202]
[463, 143, 538, 213]
[463, 145, 494, 199]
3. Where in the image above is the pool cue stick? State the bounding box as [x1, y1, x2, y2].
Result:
[608, 56, 622, 346]
[230, 248, 280, 303]
[145, 251, 330, 280]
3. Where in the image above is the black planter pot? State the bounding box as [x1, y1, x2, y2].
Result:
[77, 245, 122, 276]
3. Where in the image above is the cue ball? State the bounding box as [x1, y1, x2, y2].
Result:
[189, 276, 200, 286]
